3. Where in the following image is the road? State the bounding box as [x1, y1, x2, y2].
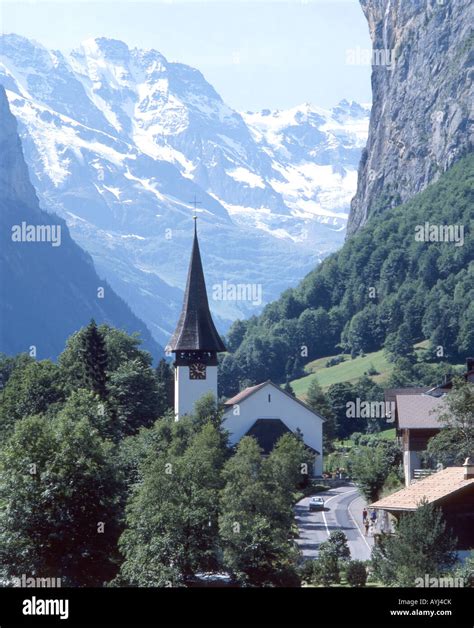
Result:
[295, 484, 374, 561]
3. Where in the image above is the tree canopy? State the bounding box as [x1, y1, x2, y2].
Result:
[219, 156, 474, 396]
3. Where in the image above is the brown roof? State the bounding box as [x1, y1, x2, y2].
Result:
[224, 382, 268, 406]
[396, 393, 447, 429]
[370, 467, 474, 511]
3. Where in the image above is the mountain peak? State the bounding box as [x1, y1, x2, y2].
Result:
[0, 33, 370, 347]
[82, 37, 130, 57]
[0, 33, 52, 73]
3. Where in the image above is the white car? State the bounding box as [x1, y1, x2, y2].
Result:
[309, 496, 325, 512]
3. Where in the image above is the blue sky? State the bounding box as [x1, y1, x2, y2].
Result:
[1, 0, 372, 111]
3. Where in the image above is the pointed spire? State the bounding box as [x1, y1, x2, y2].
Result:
[168, 221, 226, 352]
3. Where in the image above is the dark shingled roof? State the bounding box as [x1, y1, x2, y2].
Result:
[168, 221, 226, 352]
[245, 419, 319, 456]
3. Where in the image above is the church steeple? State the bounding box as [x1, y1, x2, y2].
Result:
[168, 219, 225, 419]
[168, 218, 226, 353]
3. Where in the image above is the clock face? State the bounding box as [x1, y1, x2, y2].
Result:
[189, 362, 206, 380]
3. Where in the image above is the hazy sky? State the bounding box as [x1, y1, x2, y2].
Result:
[0, 0, 372, 111]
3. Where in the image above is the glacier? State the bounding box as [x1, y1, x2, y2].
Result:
[0, 34, 369, 345]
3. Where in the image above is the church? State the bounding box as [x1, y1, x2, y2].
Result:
[167, 219, 324, 476]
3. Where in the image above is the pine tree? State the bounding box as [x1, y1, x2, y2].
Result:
[80, 319, 108, 399]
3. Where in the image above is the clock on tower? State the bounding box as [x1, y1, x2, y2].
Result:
[190, 362, 206, 380]
[167, 218, 226, 419]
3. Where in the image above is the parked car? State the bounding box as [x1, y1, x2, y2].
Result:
[309, 496, 325, 512]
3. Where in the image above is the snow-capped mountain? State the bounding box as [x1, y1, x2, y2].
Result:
[241, 101, 369, 236]
[0, 34, 369, 345]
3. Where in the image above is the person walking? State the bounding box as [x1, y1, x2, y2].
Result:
[362, 507, 368, 524]
[364, 519, 370, 536]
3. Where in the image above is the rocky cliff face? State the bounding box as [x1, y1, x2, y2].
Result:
[0, 87, 38, 209]
[347, 0, 473, 235]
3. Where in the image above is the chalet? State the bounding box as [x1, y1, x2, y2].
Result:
[386, 358, 474, 486]
[393, 391, 446, 485]
[370, 459, 474, 551]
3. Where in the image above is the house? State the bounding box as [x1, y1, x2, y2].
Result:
[167, 219, 324, 474]
[386, 359, 474, 486]
[393, 392, 446, 485]
[223, 381, 324, 476]
[370, 459, 474, 550]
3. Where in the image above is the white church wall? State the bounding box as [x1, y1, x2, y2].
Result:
[223, 383, 323, 476]
[175, 365, 218, 419]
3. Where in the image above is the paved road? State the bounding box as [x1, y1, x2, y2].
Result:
[295, 484, 374, 561]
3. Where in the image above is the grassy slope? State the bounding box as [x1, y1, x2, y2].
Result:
[290, 342, 430, 398]
[291, 349, 391, 396]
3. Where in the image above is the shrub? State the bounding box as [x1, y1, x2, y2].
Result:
[322, 531, 351, 562]
[326, 355, 345, 368]
[346, 560, 367, 587]
[350, 432, 363, 445]
[298, 560, 316, 585]
[312, 552, 340, 585]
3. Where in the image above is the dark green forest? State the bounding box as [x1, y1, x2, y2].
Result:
[0, 322, 472, 587]
[0, 322, 314, 587]
[219, 155, 474, 397]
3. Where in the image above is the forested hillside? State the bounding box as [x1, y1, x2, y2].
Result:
[219, 155, 473, 397]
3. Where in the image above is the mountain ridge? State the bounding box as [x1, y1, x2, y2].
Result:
[0, 84, 162, 360]
[0, 33, 369, 344]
